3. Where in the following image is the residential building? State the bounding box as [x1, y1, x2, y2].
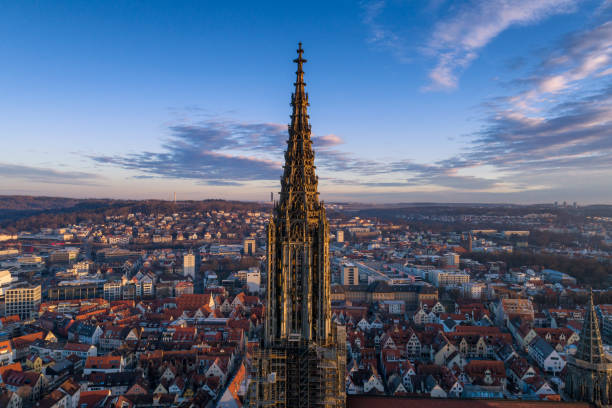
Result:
[528, 337, 565, 374]
[183, 252, 196, 279]
[341, 263, 359, 286]
[430, 270, 470, 287]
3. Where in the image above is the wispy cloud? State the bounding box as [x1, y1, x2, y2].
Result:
[0, 163, 103, 186]
[468, 83, 612, 174]
[91, 119, 357, 185]
[424, 0, 579, 90]
[360, 0, 581, 90]
[361, 0, 410, 63]
[90, 115, 544, 193]
[511, 21, 612, 109]
[90, 14, 612, 198]
[455, 19, 612, 180]
[92, 122, 284, 185]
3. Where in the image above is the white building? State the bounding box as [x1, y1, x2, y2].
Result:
[0, 233, 17, 242]
[17, 255, 44, 266]
[462, 282, 486, 299]
[341, 262, 359, 285]
[429, 270, 470, 287]
[0, 270, 12, 287]
[528, 337, 566, 374]
[107, 235, 131, 245]
[103, 281, 122, 301]
[246, 267, 261, 293]
[183, 253, 196, 279]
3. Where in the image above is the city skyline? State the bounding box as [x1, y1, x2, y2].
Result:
[2, 1, 612, 204]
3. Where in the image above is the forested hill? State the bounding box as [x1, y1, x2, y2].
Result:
[0, 195, 268, 231]
[0, 195, 106, 212]
[0, 196, 121, 223]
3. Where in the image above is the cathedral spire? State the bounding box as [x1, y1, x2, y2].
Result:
[279, 43, 320, 218]
[248, 42, 345, 408]
[575, 289, 606, 364]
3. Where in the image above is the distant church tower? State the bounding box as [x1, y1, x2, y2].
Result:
[461, 232, 473, 252]
[247, 43, 346, 408]
[566, 290, 612, 406]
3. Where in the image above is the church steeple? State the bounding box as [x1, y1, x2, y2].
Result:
[247, 42, 349, 408]
[575, 290, 606, 364]
[278, 43, 320, 222]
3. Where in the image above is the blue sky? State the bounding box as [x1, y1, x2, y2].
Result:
[1, 0, 611, 204]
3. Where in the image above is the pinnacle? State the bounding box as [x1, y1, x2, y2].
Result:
[575, 290, 606, 364]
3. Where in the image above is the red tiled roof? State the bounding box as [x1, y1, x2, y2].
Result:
[0, 315, 20, 324]
[85, 355, 122, 369]
[64, 342, 92, 352]
[12, 332, 44, 348]
[0, 362, 22, 377]
[177, 294, 211, 311]
[79, 390, 111, 408]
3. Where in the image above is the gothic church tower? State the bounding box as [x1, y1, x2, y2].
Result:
[247, 44, 346, 408]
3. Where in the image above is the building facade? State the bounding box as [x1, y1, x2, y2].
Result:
[247, 44, 346, 408]
[430, 270, 470, 287]
[243, 237, 256, 256]
[183, 253, 196, 279]
[341, 263, 359, 286]
[5, 284, 41, 320]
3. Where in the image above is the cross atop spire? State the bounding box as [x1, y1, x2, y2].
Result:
[291, 42, 309, 134]
[575, 289, 606, 364]
[294, 42, 306, 67]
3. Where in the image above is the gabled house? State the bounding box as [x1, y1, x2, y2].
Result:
[463, 360, 506, 398]
[413, 309, 436, 325]
[168, 376, 185, 395]
[99, 327, 140, 351]
[406, 331, 422, 359]
[68, 322, 103, 345]
[59, 378, 81, 408]
[430, 332, 457, 365]
[524, 375, 558, 399]
[0, 390, 22, 408]
[407, 364, 462, 398]
[387, 373, 408, 396]
[528, 336, 566, 374]
[506, 355, 538, 392]
[3, 369, 46, 401]
[36, 389, 68, 408]
[347, 364, 384, 395]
